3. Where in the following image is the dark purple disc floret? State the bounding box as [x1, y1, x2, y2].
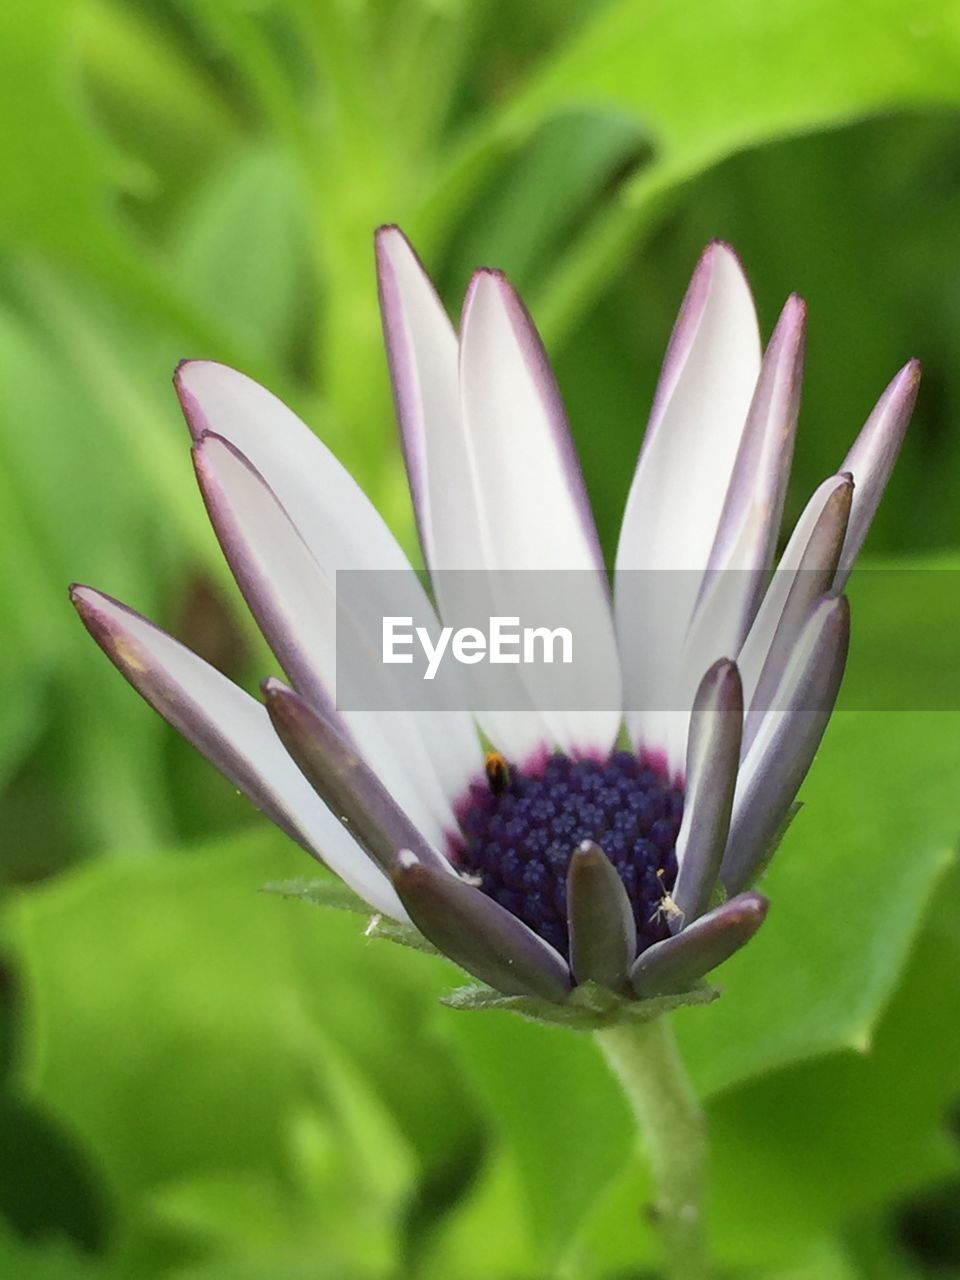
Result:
[451, 751, 683, 959]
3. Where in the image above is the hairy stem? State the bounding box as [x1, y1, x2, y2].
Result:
[595, 1016, 709, 1280]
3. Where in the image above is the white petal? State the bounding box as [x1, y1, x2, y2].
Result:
[71, 586, 406, 919]
[459, 272, 622, 757]
[175, 359, 483, 810]
[193, 432, 472, 845]
[378, 228, 621, 762]
[376, 226, 460, 570]
[615, 243, 762, 773]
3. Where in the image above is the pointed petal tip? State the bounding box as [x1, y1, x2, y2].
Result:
[804, 591, 851, 657]
[702, 237, 739, 262]
[696, 656, 744, 712]
[461, 266, 511, 315]
[779, 291, 808, 331]
[726, 889, 769, 923]
[374, 223, 416, 267]
[892, 358, 922, 408]
[173, 358, 221, 437]
[69, 583, 121, 630]
[173, 356, 210, 389]
[901, 356, 922, 384]
[881, 357, 922, 409]
[700, 238, 751, 282]
[707, 655, 739, 682]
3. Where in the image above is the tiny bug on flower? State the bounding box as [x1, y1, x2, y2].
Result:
[485, 751, 509, 795]
[651, 868, 685, 928]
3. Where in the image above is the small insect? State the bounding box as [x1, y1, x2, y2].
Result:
[458, 870, 484, 887]
[485, 751, 510, 795]
[363, 913, 383, 938]
[650, 868, 685, 928]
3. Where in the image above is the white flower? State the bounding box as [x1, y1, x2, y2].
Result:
[72, 229, 918, 1005]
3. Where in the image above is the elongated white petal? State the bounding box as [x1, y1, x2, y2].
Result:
[615, 243, 762, 772]
[378, 227, 620, 762]
[837, 359, 920, 585]
[193, 432, 467, 846]
[457, 270, 621, 756]
[376, 225, 459, 570]
[722, 595, 850, 893]
[176, 360, 483, 810]
[71, 586, 405, 918]
[378, 233, 552, 763]
[176, 360, 412, 574]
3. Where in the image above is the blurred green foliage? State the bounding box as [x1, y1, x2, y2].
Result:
[1, 0, 959, 1276]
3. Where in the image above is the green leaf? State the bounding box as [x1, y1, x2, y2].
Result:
[432, 0, 960, 343]
[7, 829, 487, 1269]
[443, 109, 647, 294]
[172, 146, 308, 363]
[0, 1229, 107, 1280]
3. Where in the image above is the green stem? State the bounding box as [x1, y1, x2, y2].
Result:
[595, 1017, 709, 1280]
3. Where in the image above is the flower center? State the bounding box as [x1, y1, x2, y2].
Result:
[451, 751, 683, 959]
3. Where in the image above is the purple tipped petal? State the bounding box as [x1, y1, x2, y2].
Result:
[375, 225, 459, 569]
[379, 229, 621, 763]
[709, 294, 806, 571]
[740, 475, 852, 754]
[193, 432, 333, 716]
[392, 851, 572, 1001]
[688, 294, 807, 659]
[456, 269, 622, 758]
[175, 359, 483, 820]
[671, 660, 743, 925]
[630, 892, 769, 997]
[722, 595, 850, 894]
[263, 680, 450, 877]
[837, 359, 920, 585]
[615, 242, 762, 775]
[192, 430, 469, 846]
[70, 586, 404, 918]
[459, 268, 606, 572]
[567, 840, 638, 990]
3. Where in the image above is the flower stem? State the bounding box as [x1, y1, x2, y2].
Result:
[595, 1016, 709, 1280]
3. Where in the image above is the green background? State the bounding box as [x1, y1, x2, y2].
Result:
[1, 1, 959, 1276]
